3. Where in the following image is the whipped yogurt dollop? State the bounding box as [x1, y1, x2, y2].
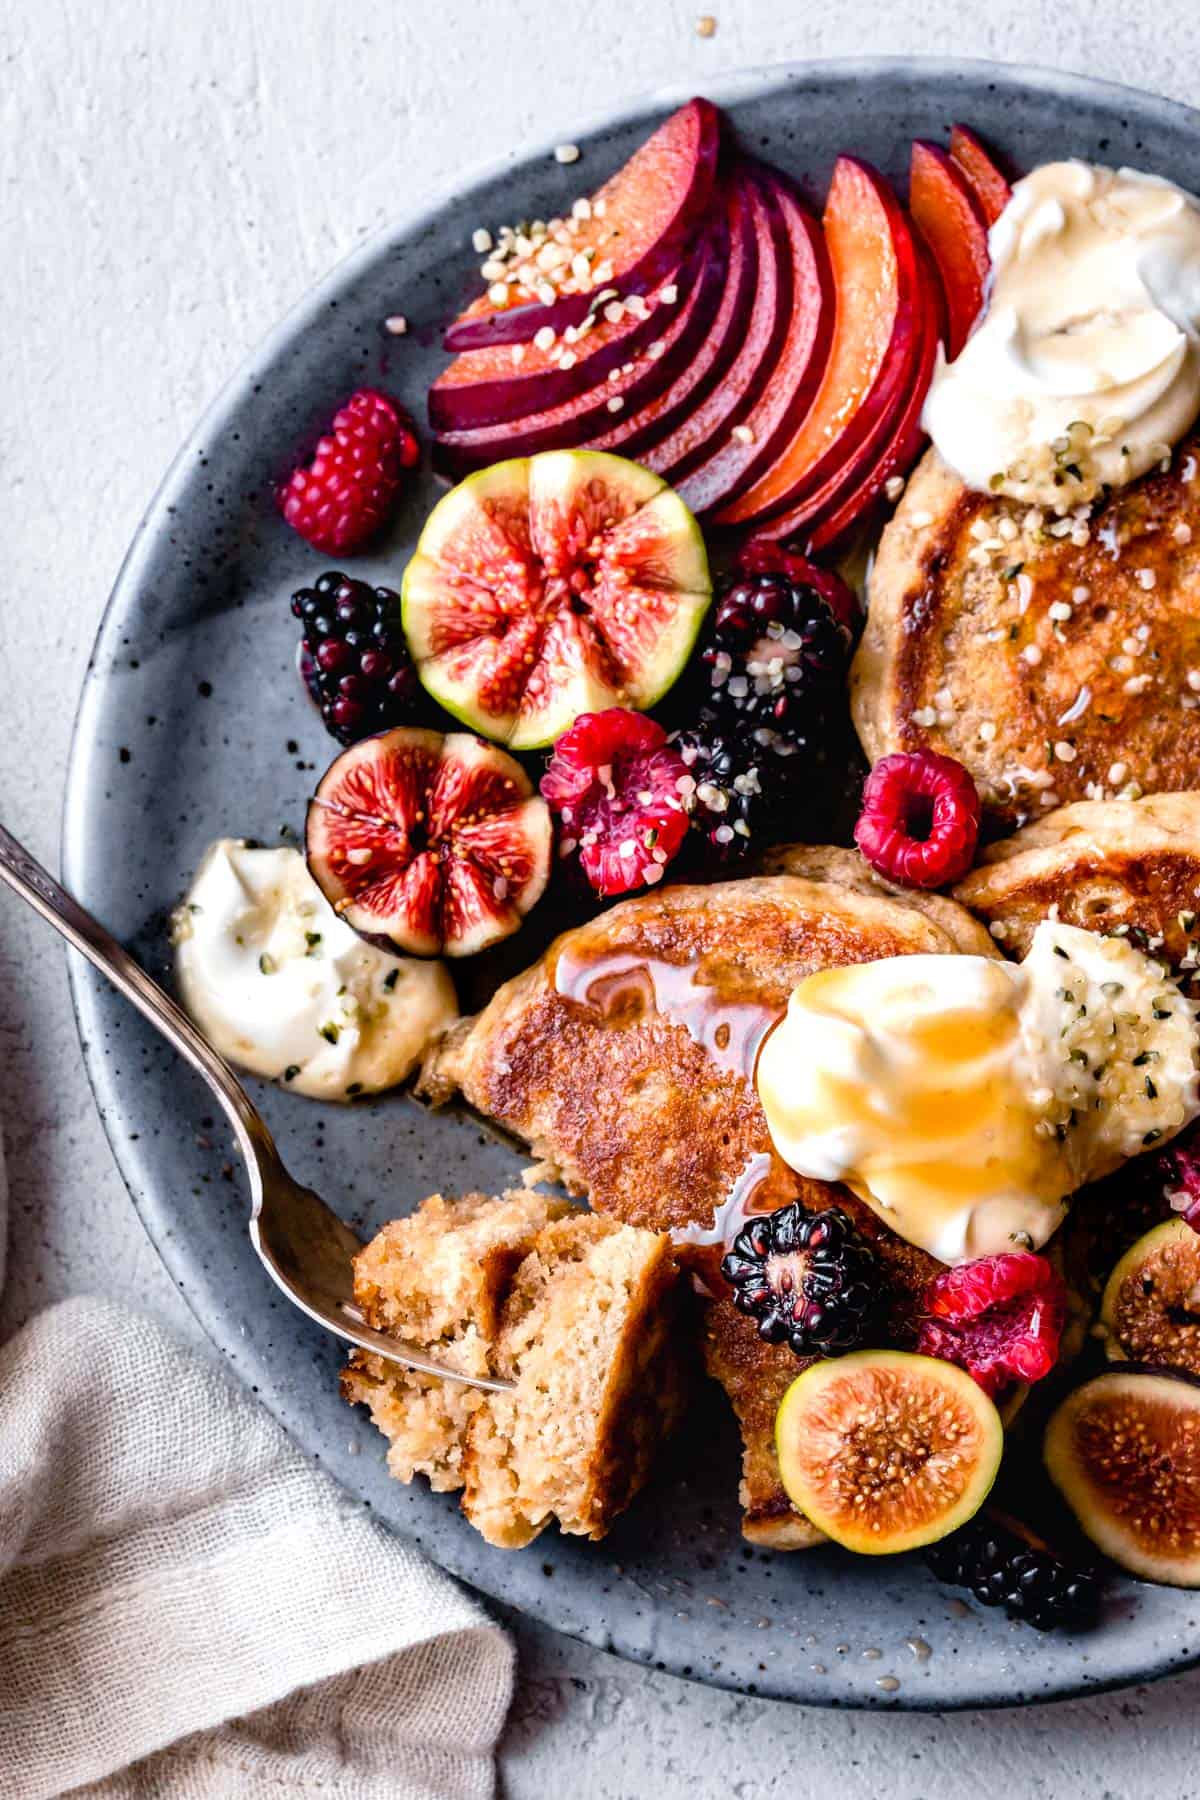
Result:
[756, 922, 1199, 1264]
[924, 161, 1200, 508]
[174, 840, 457, 1101]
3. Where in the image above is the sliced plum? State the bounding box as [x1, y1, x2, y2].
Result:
[949, 123, 1013, 227]
[716, 158, 917, 530]
[674, 168, 834, 518]
[444, 97, 721, 351]
[583, 173, 759, 464]
[1045, 1369, 1200, 1586]
[909, 140, 990, 358]
[432, 216, 729, 474]
[306, 727, 551, 958]
[402, 451, 711, 750]
[429, 250, 706, 434]
[805, 229, 941, 552]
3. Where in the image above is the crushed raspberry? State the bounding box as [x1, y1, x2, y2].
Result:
[1159, 1126, 1200, 1232]
[278, 388, 420, 555]
[540, 708, 689, 897]
[917, 1253, 1068, 1398]
[737, 539, 859, 639]
[854, 749, 981, 888]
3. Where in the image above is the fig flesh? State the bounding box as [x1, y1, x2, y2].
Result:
[775, 1349, 1003, 1554]
[1044, 1368, 1200, 1586]
[402, 451, 711, 750]
[305, 727, 551, 958]
[1099, 1220, 1200, 1378]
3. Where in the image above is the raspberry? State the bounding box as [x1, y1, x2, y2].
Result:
[1157, 1124, 1200, 1232]
[291, 572, 421, 744]
[917, 1253, 1068, 1398]
[540, 708, 689, 897]
[278, 388, 419, 555]
[854, 749, 981, 888]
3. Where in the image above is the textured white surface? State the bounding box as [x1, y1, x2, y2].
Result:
[4, 1, 1200, 1791]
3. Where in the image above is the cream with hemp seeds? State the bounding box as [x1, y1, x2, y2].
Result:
[173, 840, 457, 1100]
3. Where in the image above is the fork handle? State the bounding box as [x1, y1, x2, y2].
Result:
[0, 822, 273, 1173]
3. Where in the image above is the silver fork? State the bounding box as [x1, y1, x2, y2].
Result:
[0, 821, 513, 1393]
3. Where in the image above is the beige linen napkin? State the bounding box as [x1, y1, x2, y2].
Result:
[0, 1272, 514, 1799]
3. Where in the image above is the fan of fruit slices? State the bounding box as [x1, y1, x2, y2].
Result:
[276, 99, 1014, 954]
[430, 99, 1010, 550]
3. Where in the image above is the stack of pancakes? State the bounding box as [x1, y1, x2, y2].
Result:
[422, 442, 1200, 1546]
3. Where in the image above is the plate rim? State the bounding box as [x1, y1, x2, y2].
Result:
[62, 54, 1200, 1711]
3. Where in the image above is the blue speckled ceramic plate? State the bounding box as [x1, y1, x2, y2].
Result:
[64, 59, 1200, 1708]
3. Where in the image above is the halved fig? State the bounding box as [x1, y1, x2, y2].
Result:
[306, 727, 551, 958]
[716, 158, 917, 529]
[909, 140, 990, 358]
[429, 252, 705, 434]
[775, 1349, 1003, 1555]
[1099, 1220, 1200, 1377]
[444, 98, 721, 350]
[1044, 1369, 1200, 1585]
[675, 168, 834, 518]
[402, 451, 711, 750]
[432, 219, 729, 474]
[949, 123, 1012, 227]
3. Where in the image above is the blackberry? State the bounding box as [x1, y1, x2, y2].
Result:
[292, 572, 421, 744]
[926, 1516, 1103, 1633]
[722, 1204, 877, 1357]
[673, 719, 804, 863]
[702, 568, 849, 738]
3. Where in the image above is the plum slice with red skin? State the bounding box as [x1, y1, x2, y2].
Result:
[743, 188, 929, 543]
[804, 229, 942, 553]
[674, 168, 833, 518]
[431, 214, 729, 474]
[584, 172, 759, 464]
[909, 140, 990, 359]
[444, 98, 721, 351]
[306, 727, 551, 958]
[429, 248, 708, 434]
[949, 123, 1013, 227]
[716, 157, 917, 530]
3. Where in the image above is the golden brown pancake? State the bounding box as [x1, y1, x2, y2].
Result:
[954, 791, 1200, 964]
[760, 843, 1001, 958]
[421, 869, 958, 1546]
[852, 442, 1200, 829]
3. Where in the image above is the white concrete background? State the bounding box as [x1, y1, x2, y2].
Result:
[3, 2, 1200, 1793]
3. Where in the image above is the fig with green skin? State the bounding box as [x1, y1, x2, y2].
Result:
[306, 727, 551, 959]
[1099, 1219, 1200, 1377]
[401, 451, 712, 751]
[775, 1349, 1003, 1555]
[1044, 1368, 1200, 1586]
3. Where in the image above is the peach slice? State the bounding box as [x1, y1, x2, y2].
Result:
[715, 157, 915, 530]
[949, 123, 1012, 228]
[910, 140, 990, 358]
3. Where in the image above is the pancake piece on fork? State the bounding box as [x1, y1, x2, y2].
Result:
[421, 868, 989, 1547]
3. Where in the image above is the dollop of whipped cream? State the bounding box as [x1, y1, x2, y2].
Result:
[923, 161, 1200, 508]
[173, 840, 457, 1101]
[756, 922, 1199, 1264]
